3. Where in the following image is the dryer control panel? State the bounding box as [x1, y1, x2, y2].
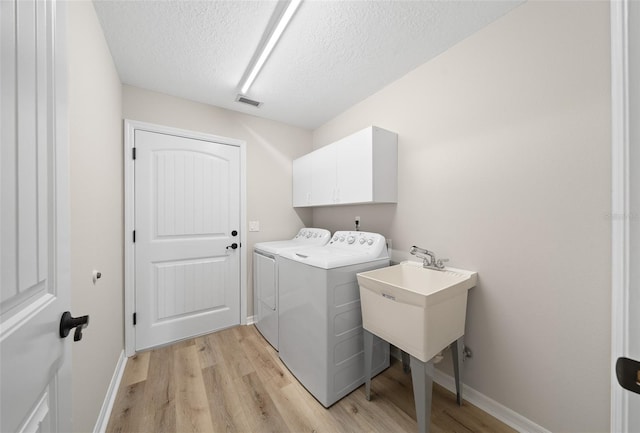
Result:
[294, 228, 331, 241]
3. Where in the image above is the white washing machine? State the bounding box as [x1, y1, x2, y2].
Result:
[278, 231, 391, 407]
[253, 228, 330, 350]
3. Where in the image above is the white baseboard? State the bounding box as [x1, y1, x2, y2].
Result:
[432, 369, 551, 433]
[93, 350, 127, 433]
[245, 315, 256, 325]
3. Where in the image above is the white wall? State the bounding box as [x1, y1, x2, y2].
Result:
[312, 1, 611, 431]
[67, 1, 124, 432]
[122, 85, 313, 316]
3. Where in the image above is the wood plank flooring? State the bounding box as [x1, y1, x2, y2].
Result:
[107, 326, 516, 433]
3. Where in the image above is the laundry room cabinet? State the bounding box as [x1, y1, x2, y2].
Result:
[292, 152, 313, 206]
[292, 126, 398, 207]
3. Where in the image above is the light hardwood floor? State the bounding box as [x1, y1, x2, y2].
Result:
[106, 325, 516, 433]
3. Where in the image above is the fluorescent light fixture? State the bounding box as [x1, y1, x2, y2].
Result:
[240, 0, 302, 95]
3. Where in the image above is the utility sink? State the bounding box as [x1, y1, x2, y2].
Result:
[357, 261, 477, 362]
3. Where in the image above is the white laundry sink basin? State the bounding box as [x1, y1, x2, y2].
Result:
[357, 261, 477, 362]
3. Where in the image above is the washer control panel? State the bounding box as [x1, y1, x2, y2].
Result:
[328, 231, 386, 251]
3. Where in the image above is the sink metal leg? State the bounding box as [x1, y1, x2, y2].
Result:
[410, 356, 434, 433]
[450, 337, 464, 406]
[364, 329, 373, 401]
[402, 350, 411, 374]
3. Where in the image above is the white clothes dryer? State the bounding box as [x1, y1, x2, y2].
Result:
[278, 231, 391, 407]
[253, 228, 330, 350]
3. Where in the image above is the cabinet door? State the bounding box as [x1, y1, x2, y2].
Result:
[292, 153, 313, 207]
[310, 145, 336, 205]
[336, 129, 373, 204]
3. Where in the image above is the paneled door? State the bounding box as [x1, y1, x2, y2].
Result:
[1, 0, 72, 432]
[625, 0, 640, 429]
[612, 1, 640, 430]
[134, 130, 241, 350]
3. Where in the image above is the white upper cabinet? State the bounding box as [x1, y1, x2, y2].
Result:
[293, 126, 398, 207]
[292, 152, 314, 206]
[310, 144, 337, 206]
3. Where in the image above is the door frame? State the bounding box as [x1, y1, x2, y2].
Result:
[123, 119, 247, 356]
[610, 0, 636, 430]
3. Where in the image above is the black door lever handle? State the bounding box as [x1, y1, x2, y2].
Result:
[226, 243, 238, 250]
[59, 311, 90, 341]
[616, 357, 640, 395]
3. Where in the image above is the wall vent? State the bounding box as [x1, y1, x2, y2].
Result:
[235, 95, 263, 108]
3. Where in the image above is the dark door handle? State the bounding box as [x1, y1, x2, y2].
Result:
[226, 243, 238, 250]
[60, 311, 89, 342]
[616, 357, 640, 395]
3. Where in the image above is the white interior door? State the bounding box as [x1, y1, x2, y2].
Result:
[134, 129, 241, 350]
[613, 1, 640, 430]
[627, 0, 640, 429]
[1, 0, 71, 431]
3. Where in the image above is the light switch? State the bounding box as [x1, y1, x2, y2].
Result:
[249, 221, 260, 232]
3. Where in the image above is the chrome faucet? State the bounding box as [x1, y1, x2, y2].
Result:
[409, 245, 448, 271]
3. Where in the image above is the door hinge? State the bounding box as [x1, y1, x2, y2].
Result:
[133, 230, 136, 243]
[133, 312, 137, 325]
[132, 147, 136, 160]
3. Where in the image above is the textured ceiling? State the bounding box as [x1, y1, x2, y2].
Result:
[93, 0, 523, 129]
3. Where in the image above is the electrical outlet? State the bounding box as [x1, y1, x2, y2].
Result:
[248, 221, 260, 232]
